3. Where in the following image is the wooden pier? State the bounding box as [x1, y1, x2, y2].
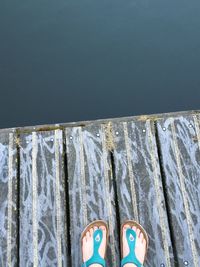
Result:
[0, 110, 200, 266]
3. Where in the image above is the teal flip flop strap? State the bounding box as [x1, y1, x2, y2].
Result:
[121, 228, 143, 267]
[82, 229, 106, 267]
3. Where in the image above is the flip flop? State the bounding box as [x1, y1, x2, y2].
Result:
[120, 220, 149, 267]
[81, 220, 109, 267]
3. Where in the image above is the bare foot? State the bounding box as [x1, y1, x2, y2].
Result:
[122, 224, 147, 267]
[82, 225, 107, 267]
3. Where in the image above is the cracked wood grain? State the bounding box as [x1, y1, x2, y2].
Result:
[65, 124, 120, 267]
[156, 115, 200, 266]
[112, 120, 174, 267]
[19, 130, 68, 267]
[0, 132, 18, 267]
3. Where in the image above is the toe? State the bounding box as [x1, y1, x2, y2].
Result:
[132, 226, 137, 234]
[100, 225, 107, 240]
[86, 230, 90, 240]
[99, 225, 106, 232]
[140, 232, 144, 242]
[82, 236, 87, 260]
[89, 227, 94, 237]
[122, 224, 131, 258]
[94, 226, 98, 232]
[131, 225, 138, 240]
[143, 237, 147, 247]
[98, 225, 107, 259]
[123, 224, 131, 231]
[82, 236, 87, 244]
[136, 228, 140, 238]
[123, 224, 130, 240]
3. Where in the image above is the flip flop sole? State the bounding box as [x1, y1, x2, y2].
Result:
[120, 220, 149, 264]
[81, 219, 109, 262]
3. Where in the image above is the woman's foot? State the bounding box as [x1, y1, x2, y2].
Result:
[122, 224, 147, 267]
[82, 224, 107, 267]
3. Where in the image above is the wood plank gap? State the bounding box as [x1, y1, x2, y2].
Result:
[62, 130, 72, 266]
[193, 115, 200, 152]
[101, 124, 117, 266]
[110, 150, 122, 258]
[55, 130, 62, 267]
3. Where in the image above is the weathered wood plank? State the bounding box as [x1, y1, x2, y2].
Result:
[1, 110, 199, 134]
[156, 115, 200, 266]
[0, 132, 18, 267]
[65, 124, 120, 266]
[19, 130, 68, 267]
[112, 120, 174, 266]
[1, 110, 200, 267]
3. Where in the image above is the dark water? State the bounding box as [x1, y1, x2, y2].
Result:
[0, 0, 200, 128]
